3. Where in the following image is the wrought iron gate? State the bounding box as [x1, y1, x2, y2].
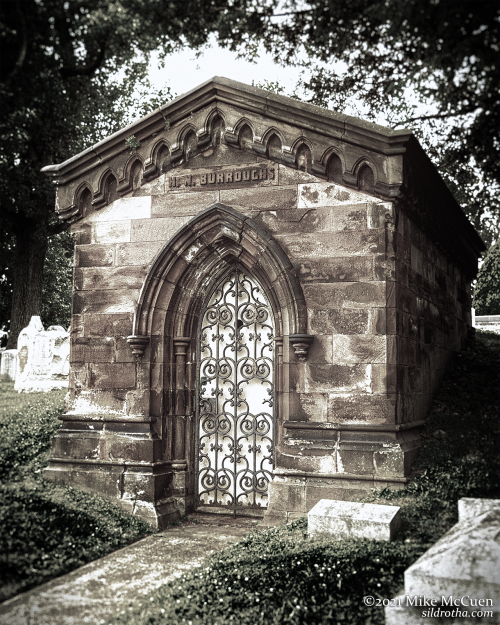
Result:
[196, 267, 274, 511]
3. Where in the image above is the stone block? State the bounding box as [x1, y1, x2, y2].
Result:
[130, 216, 191, 242]
[308, 308, 369, 335]
[405, 506, 500, 600]
[115, 241, 164, 266]
[89, 363, 136, 389]
[82, 313, 133, 337]
[294, 256, 376, 283]
[288, 392, 328, 422]
[151, 190, 219, 217]
[75, 266, 148, 291]
[331, 334, 387, 364]
[276, 230, 384, 261]
[91, 220, 131, 244]
[308, 499, 401, 540]
[304, 282, 388, 310]
[73, 289, 139, 315]
[297, 182, 374, 208]
[327, 393, 397, 423]
[86, 196, 151, 223]
[76, 244, 114, 267]
[220, 185, 297, 212]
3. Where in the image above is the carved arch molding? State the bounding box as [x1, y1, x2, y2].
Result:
[126, 204, 312, 496]
[127, 203, 312, 360]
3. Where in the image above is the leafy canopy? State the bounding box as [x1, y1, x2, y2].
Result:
[233, 0, 500, 247]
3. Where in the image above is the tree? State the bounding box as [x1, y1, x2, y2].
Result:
[0, 0, 269, 348]
[473, 242, 500, 316]
[237, 0, 500, 248]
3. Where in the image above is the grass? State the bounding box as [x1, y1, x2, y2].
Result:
[1, 331, 498, 621]
[0, 381, 154, 602]
[104, 330, 500, 625]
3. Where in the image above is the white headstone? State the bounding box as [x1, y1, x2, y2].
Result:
[385, 498, 500, 624]
[0, 349, 18, 381]
[14, 316, 69, 392]
[308, 499, 401, 541]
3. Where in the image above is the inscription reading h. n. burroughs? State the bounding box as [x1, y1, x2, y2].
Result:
[169, 165, 275, 189]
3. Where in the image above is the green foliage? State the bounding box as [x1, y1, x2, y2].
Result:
[108, 520, 422, 625]
[106, 332, 500, 625]
[0, 382, 154, 601]
[41, 230, 74, 330]
[473, 242, 500, 314]
[125, 135, 141, 151]
[241, 1, 500, 247]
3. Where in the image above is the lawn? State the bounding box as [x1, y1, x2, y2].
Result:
[1, 330, 498, 623]
[0, 381, 154, 602]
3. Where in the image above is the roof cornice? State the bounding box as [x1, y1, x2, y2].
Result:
[41, 76, 412, 184]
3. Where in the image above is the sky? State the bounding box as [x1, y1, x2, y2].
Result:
[147, 38, 305, 101]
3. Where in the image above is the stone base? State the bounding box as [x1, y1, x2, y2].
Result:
[44, 460, 180, 529]
[262, 472, 407, 526]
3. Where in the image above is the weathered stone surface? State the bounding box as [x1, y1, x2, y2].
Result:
[297, 182, 377, 208]
[219, 185, 297, 212]
[15, 317, 69, 392]
[406, 506, 500, 599]
[91, 220, 131, 244]
[115, 241, 164, 266]
[256, 205, 368, 236]
[0, 349, 18, 381]
[459, 497, 500, 522]
[304, 282, 389, 309]
[73, 289, 139, 314]
[386, 499, 500, 625]
[131, 216, 191, 242]
[74, 266, 148, 291]
[151, 190, 219, 217]
[76, 244, 114, 267]
[308, 499, 401, 540]
[276, 230, 385, 260]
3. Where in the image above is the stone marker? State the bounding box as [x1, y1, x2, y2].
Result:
[385, 498, 500, 624]
[0, 349, 18, 381]
[14, 317, 70, 392]
[308, 499, 401, 541]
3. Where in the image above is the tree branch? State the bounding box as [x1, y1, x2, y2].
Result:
[392, 113, 456, 128]
[60, 44, 106, 78]
[2, 1, 27, 87]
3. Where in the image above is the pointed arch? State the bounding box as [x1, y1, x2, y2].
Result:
[131, 203, 307, 342]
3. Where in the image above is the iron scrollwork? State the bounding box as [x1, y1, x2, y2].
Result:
[196, 268, 274, 510]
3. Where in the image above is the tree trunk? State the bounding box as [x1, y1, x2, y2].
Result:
[6, 228, 48, 349]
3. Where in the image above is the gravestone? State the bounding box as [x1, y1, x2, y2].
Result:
[385, 498, 500, 624]
[15, 316, 70, 392]
[0, 349, 18, 381]
[308, 499, 401, 541]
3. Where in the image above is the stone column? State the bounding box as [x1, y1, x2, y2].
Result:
[171, 337, 191, 514]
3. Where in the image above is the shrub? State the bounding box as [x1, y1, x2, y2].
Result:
[473, 241, 500, 315]
[0, 382, 154, 600]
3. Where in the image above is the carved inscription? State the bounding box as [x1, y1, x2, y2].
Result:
[169, 165, 275, 189]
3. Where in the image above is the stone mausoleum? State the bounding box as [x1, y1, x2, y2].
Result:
[42, 78, 484, 527]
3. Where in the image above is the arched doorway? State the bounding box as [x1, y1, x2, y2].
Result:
[197, 266, 275, 512]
